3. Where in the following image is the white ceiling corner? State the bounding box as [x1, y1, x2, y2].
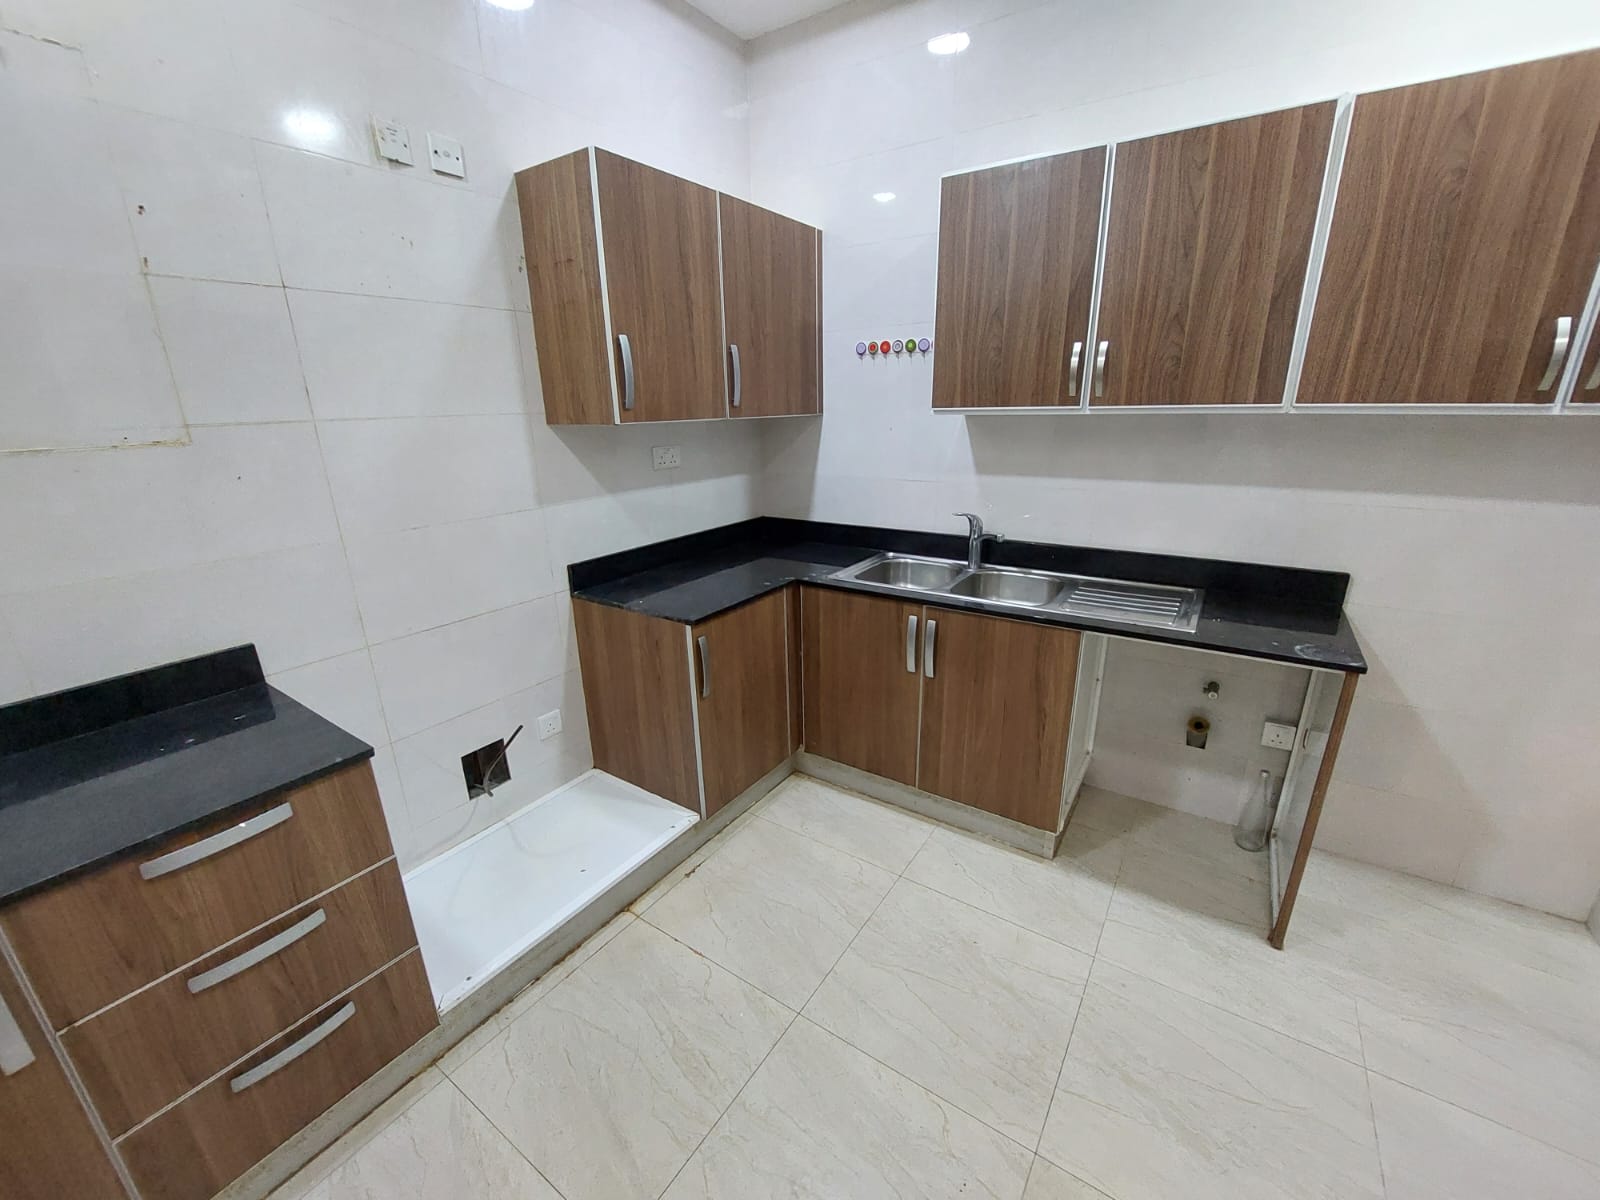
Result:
[685, 0, 852, 40]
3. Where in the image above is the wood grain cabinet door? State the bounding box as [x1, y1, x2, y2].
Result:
[594, 149, 727, 422]
[1092, 102, 1334, 407]
[720, 195, 821, 417]
[1300, 50, 1600, 406]
[916, 608, 1079, 831]
[933, 147, 1107, 408]
[0, 955, 127, 1200]
[693, 592, 792, 818]
[801, 587, 923, 786]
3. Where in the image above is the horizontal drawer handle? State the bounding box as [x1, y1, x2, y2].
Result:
[0, 993, 36, 1076]
[229, 1001, 354, 1094]
[187, 909, 327, 995]
[139, 802, 294, 880]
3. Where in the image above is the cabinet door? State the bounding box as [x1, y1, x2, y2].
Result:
[1093, 103, 1333, 407]
[720, 195, 821, 417]
[694, 592, 792, 818]
[594, 149, 727, 422]
[1300, 51, 1600, 406]
[917, 609, 1079, 830]
[0, 956, 127, 1200]
[801, 587, 922, 786]
[933, 147, 1106, 408]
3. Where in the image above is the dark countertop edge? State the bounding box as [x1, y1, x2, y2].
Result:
[0, 747, 374, 907]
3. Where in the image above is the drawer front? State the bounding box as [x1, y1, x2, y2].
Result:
[64, 859, 418, 1136]
[120, 950, 437, 1200]
[1, 761, 393, 1029]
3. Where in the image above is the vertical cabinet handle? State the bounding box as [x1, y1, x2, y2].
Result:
[904, 614, 919, 674]
[139, 803, 294, 880]
[618, 333, 636, 411]
[1537, 316, 1572, 391]
[729, 344, 742, 408]
[1066, 340, 1083, 398]
[1093, 340, 1110, 398]
[697, 635, 710, 699]
[0, 992, 36, 1076]
[923, 618, 938, 679]
[230, 1001, 355, 1094]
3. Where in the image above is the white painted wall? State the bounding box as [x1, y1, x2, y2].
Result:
[749, 0, 1600, 917]
[0, 0, 755, 867]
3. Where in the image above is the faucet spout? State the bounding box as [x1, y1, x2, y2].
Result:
[953, 512, 1004, 572]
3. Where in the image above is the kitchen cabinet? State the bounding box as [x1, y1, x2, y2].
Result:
[719, 194, 822, 417]
[0, 954, 127, 1200]
[515, 148, 823, 425]
[1299, 50, 1600, 406]
[933, 147, 1106, 408]
[1092, 102, 1334, 407]
[574, 591, 796, 818]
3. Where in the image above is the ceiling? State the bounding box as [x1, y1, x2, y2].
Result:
[687, 0, 847, 40]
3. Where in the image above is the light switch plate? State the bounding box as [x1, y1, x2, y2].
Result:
[373, 118, 413, 165]
[427, 132, 465, 178]
[652, 446, 681, 470]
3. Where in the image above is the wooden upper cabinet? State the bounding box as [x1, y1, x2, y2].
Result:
[1093, 102, 1334, 407]
[720, 195, 822, 417]
[1300, 50, 1600, 406]
[693, 592, 792, 817]
[933, 147, 1106, 408]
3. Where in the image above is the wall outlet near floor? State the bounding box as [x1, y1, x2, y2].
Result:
[651, 445, 682, 470]
[427, 131, 465, 177]
[537, 709, 562, 740]
[1261, 720, 1298, 751]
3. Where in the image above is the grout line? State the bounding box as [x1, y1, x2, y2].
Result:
[1354, 1003, 1391, 1199]
[448, 1075, 575, 1200]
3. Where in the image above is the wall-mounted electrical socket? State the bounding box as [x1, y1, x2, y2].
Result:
[651, 445, 681, 470]
[1261, 720, 1298, 751]
[427, 132, 465, 178]
[537, 709, 562, 740]
[373, 117, 413, 165]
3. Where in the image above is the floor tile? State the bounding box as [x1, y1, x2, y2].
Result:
[903, 825, 1121, 955]
[628, 807, 763, 916]
[661, 1018, 1033, 1200]
[1112, 839, 1270, 931]
[1370, 1075, 1600, 1200]
[1066, 786, 1162, 836]
[804, 877, 1091, 1146]
[1022, 1157, 1112, 1200]
[295, 1078, 560, 1200]
[450, 921, 793, 1200]
[644, 817, 896, 1008]
[1039, 962, 1384, 1200]
[753, 774, 935, 873]
[270, 1069, 449, 1200]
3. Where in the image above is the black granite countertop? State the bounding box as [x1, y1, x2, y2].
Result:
[570, 518, 1367, 673]
[0, 645, 372, 903]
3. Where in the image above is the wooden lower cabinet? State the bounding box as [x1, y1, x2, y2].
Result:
[917, 609, 1080, 829]
[0, 956, 127, 1200]
[693, 592, 792, 818]
[120, 951, 436, 1200]
[801, 587, 924, 786]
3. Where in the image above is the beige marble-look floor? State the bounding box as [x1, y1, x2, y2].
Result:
[271, 774, 1600, 1200]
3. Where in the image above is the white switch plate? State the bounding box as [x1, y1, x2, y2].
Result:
[428, 132, 465, 177]
[652, 445, 681, 470]
[373, 118, 413, 165]
[1261, 720, 1298, 751]
[537, 709, 562, 740]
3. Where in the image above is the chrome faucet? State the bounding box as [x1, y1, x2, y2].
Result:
[955, 512, 1004, 572]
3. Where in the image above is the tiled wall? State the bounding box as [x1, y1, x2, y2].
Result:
[748, 0, 1600, 918]
[0, 0, 757, 866]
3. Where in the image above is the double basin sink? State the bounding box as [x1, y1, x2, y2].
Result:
[831, 553, 1203, 632]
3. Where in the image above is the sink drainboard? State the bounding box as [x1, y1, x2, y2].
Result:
[1057, 580, 1196, 629]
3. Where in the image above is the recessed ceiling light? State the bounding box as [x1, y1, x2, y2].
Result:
[486, 0, 535, 9]
[872, 191, 896, 203]
[282, 109, 339, 146]
[926, 31, 970, 55]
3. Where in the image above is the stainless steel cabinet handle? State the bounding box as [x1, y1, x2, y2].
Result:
[1067, 340, 1083, 398]
[618, 333, 636, 411]
[904, 614, 919, 674]
[0, 993, 35, 1076]
[1093, 340, 1109, 398]
[1537, 316, 1572, 391]
[697, 635, 711, 699]
[187, 909, 327, 995]
[139, 803, 293, 881]
[729, 344, 742, 408]
[1586, 349, 1600, 392]
[230, 1001, 355, 1094]
[923, 618, 938, 679]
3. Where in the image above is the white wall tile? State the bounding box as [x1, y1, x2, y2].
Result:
[150, 278, 311, 424]
[268, 648, 391, 751]
[0, 616, 33, 707]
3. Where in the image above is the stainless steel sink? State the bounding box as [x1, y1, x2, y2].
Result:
[946, 568, 1064, 608]
[838, 554, 965, 591]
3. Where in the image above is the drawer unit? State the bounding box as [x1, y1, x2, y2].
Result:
[119, 950, 436, 1200]
[63, 859, 418, 1136]
[1, 762, 393, 1028]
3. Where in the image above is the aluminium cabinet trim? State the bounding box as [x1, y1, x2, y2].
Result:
[1078, 142, 1115, 413]
[1557, 256, 1600, 410]
[683, 626, 708, 819]
[587, 147, 623, 425]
